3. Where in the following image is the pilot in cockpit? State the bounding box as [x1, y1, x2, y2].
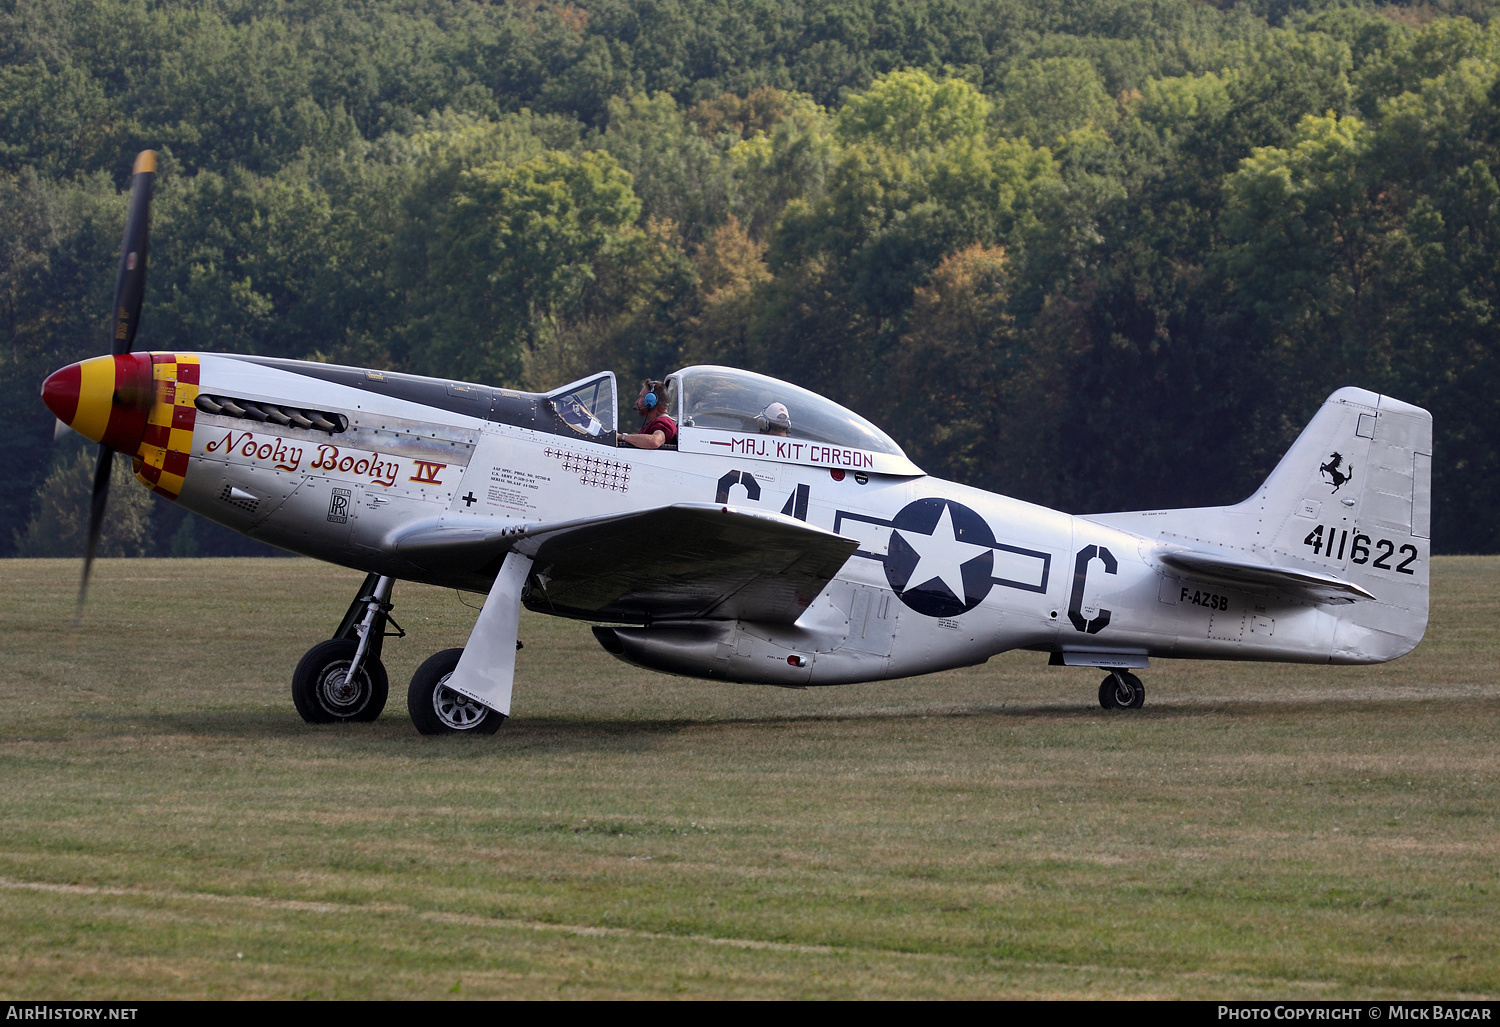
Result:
[758, 401, 790, 437]
[620, 379, 678, 449]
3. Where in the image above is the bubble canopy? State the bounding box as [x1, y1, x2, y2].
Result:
[670, 365, 923, 476]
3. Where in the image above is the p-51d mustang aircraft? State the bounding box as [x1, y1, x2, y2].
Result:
[42, 154, 1433, 734]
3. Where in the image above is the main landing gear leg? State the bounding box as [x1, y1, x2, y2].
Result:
[1098, 670, 1146, 710]
[292, 572, 405, 724]
[408, 552, 533, 735]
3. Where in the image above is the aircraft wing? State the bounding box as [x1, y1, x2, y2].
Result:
[1155, 548, 1376, 604]
[391, 503, 860, 624]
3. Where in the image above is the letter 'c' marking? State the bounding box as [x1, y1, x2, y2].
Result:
[1068, 544, 1117, 633]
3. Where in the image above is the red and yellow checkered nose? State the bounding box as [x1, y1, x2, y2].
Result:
[41, 353, 155, 453]
[42, 352, 202, 499]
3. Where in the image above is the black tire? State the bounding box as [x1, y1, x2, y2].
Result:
[291, 638, 389, 723]
[1098, 672, 1145, 710]
[407, 648, 505, 736]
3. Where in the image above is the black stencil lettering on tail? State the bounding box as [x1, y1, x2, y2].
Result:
[1320, 452, 1354, 493]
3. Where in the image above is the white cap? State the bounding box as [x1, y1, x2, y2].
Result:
[760, 402, 791, 429]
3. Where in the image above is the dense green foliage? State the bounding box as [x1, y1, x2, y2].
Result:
[4, 0, 1499, 553]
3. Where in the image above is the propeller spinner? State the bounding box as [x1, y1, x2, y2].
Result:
[39, 150, 156, 618]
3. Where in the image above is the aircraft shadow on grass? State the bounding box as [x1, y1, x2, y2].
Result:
[41, 695, 1415, 755]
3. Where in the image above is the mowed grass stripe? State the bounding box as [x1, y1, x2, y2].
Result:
[0, 876, 846, 954]
[1, 557, 1497, 998]
[0, 877, 1359, 999]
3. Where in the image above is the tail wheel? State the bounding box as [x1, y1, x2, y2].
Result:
[407, 648, 505, 736]
[291, 638, 389, 723]
[1098, 672, 1145, 710]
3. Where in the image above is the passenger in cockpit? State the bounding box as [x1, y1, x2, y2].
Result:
[620, 379, 678, 449]
[758, 402, 790, 437]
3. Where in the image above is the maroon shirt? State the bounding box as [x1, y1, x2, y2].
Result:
[641, 414, 678, 445]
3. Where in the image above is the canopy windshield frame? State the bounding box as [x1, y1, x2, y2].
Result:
[672, 365, 923, 476]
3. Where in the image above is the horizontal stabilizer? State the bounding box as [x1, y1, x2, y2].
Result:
[1156, 549, 1376, 604]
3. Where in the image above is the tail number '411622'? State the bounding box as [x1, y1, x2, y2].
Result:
[1302, 525, 1417, 573]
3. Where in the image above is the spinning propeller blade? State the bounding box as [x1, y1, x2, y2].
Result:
[111, 151, 155, 356]
[78, 444, 114, 620]
[74, 151, 156, 618]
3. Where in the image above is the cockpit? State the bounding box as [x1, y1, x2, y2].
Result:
[547, 373, 613, 437]
[238, 357, 920, 472]
[667, 366, 903, 452]
[662, 365, 922, 475]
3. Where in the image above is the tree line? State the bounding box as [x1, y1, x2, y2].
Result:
[4, 0, 1499, 556]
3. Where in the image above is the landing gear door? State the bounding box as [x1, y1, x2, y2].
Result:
[546, 372, 617, 439]
[843, 584, 897, 657]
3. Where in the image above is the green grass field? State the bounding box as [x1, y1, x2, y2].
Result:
[1, 556, 1496, 999]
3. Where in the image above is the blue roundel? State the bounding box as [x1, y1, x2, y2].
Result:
[883, 498, 998, 617]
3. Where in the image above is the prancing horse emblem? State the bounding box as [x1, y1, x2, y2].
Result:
[1320, 452, 1354, 493]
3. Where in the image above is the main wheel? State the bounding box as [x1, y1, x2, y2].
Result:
[1098, 672, 1145, 710]
[407, 648, 505, 735]
[291, 638, 389, 723]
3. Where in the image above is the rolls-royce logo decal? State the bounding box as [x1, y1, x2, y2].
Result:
[835, 499, 1050, 618]
[327, 487, 351, 523]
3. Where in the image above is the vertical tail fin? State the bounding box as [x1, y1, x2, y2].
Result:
[1243, 387, 1432, 661]
[1089, 387, 1432, 663]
